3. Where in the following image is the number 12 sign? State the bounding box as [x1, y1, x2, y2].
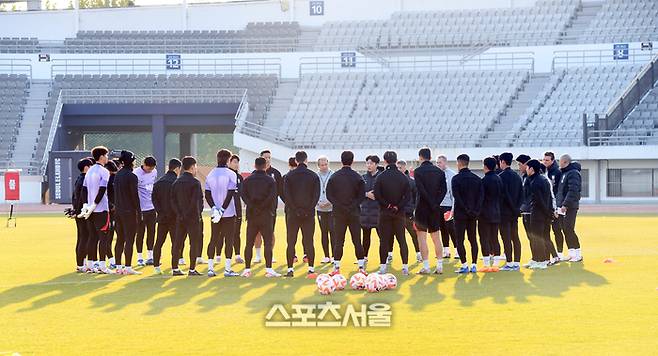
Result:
[310, 1, 324, 16]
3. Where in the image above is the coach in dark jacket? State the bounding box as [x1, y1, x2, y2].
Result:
[151, 158, 181, 269]
[413, 148, 447, 234]
[360, 155, 382, 259]
[326, 151, 367, 271]
[556, 155, 582, 260]
[73, 158, 94, 269]
[478, 157, 503, 267]
[171, 156, 204, 274]
[397, 160, 420, 260]
[113, 150, 140, 269]
[241, 157, 278, 270]
[283, 151, 320, 275]
[498, 152, 523, 267]
[527, 159, 553, 265]
[451, 154, 483, 269]
[373, 151, 410, 272]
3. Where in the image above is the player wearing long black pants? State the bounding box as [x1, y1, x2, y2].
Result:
[454, 218, 478, 265]
[75, 218, 90, 267]
[208, 217, 236, 262]
[136, 210, 156, 257]
[373, 154, 411, 273]
[152, 163, 180, 270]
[283, 157, 320, 277]
[87, 212, 110, 266]
[244, 215, 274, 269]
[285, 214, 315, 270]
[478, 164, 503, 269]
[404, 216, 419, 254]
[499, 219, 521, 263]
[172, 219, 202, 272]
[153, 220, 174, 268]
[114, 211, 138, 267]
[478, 222, 498, 265]
[498, 154, 524, 268]
[72, 164, 90, 269]
[451, 156, 483, 272]
[526, 160, 554, 267]
[317, 211, 334, 260]
[439, 206, 457, 251]
[361, 227, 377, 257]
[170, 161, 204, 275]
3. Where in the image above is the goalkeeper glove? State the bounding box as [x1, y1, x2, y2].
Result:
[210, 206, 224, 223]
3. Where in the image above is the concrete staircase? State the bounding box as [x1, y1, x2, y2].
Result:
[479, 73, 552, 147]
[559, 1, 604, 45]
[262, 78, 299, 131]
[298, 27, 321, 51]
[10, 79, 51, 170]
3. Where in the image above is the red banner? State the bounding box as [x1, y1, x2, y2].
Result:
[4, 171, 20, 201]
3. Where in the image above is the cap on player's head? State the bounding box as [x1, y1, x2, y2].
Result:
[216, 149, 232, 166]
[457, 154, 470, 166]
[182, 156, 197, 171]
[383, 151, 397, 165]
[77, 157, 94, 172]
[527, 159, 542, 174]
[119, 150, 136, 166]
[105, 160, 118, 173]
[515, 154, 531, 164]
[91, 146, 109, 161]
[500, 152, 514, 166]
[168, 158, 182, 171]
[255, 157, 267, 170]
[295, 150, 308, 164]
[365, 155, 380, 164]
[143, 156, 156, 167]
[483, 156, 497, 171]
[418, 147, 431, 161]
[341, 150, 354, 166]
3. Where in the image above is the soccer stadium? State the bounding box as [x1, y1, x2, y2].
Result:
[0, 0, 657, 354]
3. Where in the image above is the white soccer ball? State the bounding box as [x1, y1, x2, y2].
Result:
[365, 273, 386, 293]
[317, 276, 336, 295]
[349, 272, 367, 290]
[383, 273, 397, 290]
[332, 274, 347, 290]
[315, 273, 333, 285]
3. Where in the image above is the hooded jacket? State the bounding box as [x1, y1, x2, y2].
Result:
[556, 162, 582, 209]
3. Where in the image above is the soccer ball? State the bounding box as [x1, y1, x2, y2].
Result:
[349, 272, 367, 290]
[383, 273, 397, 290]
[332, 274, 347, 290]
[317, 275, 336, 295]
[365, 273, 386, 293]
[316, 273, 333, 285]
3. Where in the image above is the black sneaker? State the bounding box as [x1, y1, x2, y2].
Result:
[172, 269, 184, 276]
[188, 269, 201, 276]
[285, 270, 294, 277]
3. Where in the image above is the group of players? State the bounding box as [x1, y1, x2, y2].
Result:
[71, 145, 583, 278]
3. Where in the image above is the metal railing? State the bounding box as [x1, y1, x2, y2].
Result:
[299, 52, 534, 76]
[61, 37, 302, 53]
[50, 57, 282, 77]
[40, 90, 64, 176]
[552, 48, 656, 69]
[587, 129, 658, 146]
[0, 58, 32, 78]
[235, 120, 487, 149]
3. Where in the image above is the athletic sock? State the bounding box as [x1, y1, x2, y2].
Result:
[255, 248, 262, 259]
[379, 264, 386, 273]
[265, 267, 274, 274]
[287, 267, 294, 272]
[147, 250, 153, 259]
[387, 252, 393, 258]
[334, 260, 341, 269]
[357, 259, 365, 268]
[86, 260, 93, 269]
[109, 257, 115, 265]
[208, 258, 214, 271]
[137, 252, 143, 260]
[308, 267, 314, 273]
[443, 247, 449, 255]
[244, 268, 251, 273]
[462, 263, 468, 268]
[423, 260, 430, 270]
[416, 251, 422, 260]
[225, 259, 231, 272]
[99, 261, 106, 270]
[575, 249, 581, 258]
[436, 259, 443, 269]
[483, 256, 490, 267]
[402, 263, 408, 270]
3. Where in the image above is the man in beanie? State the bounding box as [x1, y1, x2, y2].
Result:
[112, 150, 141, 275]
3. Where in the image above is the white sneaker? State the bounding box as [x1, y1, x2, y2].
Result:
[196, 257, 206, 265]
[523, 260, 536, 268]
[569, 255, 583, 262]
[99, 268, 114, 274]
[123, 268, 142, 275]
[321, 257, 331, 263]
[434, 265, 443, 274]
[416, 252, 423, 262]
[265, 270, 282, 277]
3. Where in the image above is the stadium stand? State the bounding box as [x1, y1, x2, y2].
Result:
[274, 69, 529, 149]
[610, 89, 658, 145]
[579, 0, 658, 43]
[0, 37, 39, 53]
[63, 22, 301, 53]
[514, 63, 645, 146]
[313, 0, 580, 51]
[0, 74, 29, 163]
